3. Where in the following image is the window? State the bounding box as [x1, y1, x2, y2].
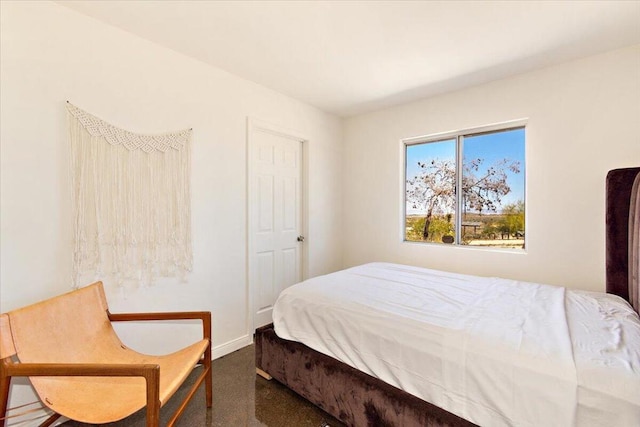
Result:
[404, 123, 526, 249]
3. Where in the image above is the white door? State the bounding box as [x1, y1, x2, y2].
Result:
[249, 122, 304, 329]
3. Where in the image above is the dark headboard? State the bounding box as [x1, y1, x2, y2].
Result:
[606, 167, 640, 303]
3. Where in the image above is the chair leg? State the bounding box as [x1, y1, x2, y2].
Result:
[38, 413, 61, 427]
[144, 367, 161, 427]
[204, 352, 212, 408]
[0, 359, 11, 427]
[203, 316, 213, 408]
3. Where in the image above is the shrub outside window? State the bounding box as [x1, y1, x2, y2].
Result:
[404, 123, 526, 249]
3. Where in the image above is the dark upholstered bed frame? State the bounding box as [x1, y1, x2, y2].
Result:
[606, 167, 640, 301]
[255, 167, 639, 427]
[255, 324, 474, 427]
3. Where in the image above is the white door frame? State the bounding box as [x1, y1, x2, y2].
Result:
[246, 117, 309, 338]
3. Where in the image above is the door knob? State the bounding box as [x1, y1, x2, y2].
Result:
[297, 235, 305, 242]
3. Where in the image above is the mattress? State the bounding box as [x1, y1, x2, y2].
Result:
[273, 262, 640, 426]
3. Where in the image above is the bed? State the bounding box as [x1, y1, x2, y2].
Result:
[255, 167, 640, 426]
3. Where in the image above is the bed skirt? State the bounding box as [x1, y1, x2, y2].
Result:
[255, 324, 476, 427]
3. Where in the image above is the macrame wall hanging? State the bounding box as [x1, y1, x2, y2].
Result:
[67, 102, 192, 288]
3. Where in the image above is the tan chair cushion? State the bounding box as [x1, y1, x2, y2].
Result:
[7, 283, 208, 423]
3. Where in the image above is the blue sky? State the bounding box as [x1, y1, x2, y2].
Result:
[406, 127, 525, 212]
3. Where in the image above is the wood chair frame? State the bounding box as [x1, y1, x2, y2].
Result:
[0, 309, 212, 427]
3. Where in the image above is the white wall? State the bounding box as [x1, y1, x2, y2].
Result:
[343, 45, 640, 292]
[0, 1, 343, 416]
[2, 0, 639, 422]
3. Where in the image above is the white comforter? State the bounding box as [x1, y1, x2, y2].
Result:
[273, 262, 640, 426]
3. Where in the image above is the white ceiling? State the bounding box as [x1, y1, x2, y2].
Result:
[57, 1, 640, 117]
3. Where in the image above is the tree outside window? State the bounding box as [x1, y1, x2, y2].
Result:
[404, 126, 525, 249]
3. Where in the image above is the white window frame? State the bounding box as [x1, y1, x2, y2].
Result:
[401, 119, 527, 249]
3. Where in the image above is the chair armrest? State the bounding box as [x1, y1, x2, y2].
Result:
[108, 311, 210, 323]
[107, 311, 212, 343]
[2, 361, 163, 423]
[5, 362, 159, 378]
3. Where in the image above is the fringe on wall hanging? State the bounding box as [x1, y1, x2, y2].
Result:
[67, 102, 192, 288]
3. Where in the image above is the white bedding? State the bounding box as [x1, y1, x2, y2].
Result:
[273, 262, 640, 426]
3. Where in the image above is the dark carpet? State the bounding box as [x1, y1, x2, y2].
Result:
[63, 344, 344, 426]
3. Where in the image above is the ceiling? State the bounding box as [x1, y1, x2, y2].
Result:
[57, 1, 640, 117]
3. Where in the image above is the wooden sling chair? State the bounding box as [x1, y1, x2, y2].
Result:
[0, 282, 212, 427]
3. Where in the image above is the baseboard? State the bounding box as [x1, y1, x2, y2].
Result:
[211, 333, 252, 360]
